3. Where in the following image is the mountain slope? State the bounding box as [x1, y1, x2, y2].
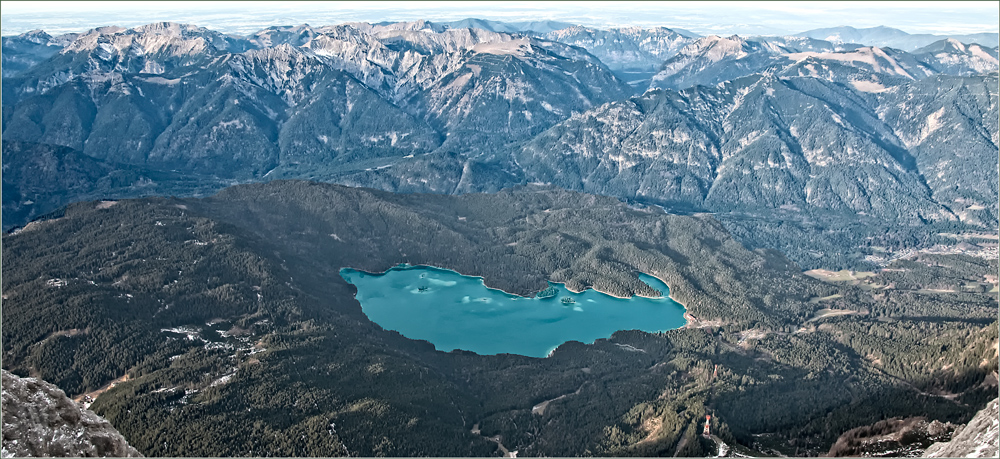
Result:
[3, 22, 253, 102]
[2, 22, 996, 273]
[543, 26, 694, 72]
[875, 74, 999, 226]
[516, 73, 997, 268]
[1, 29, 79, 77]
[1, 22, 632, 222]
[0, 140, 223, 228]
[912, 39, 1000, 76]
[519, 74, 965, 223]
[649, 34, 997, 92]
[649, 35, 789, 90]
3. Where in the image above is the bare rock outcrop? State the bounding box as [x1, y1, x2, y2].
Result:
[1, 370, 141, 457]
[924, 398, 999, 458]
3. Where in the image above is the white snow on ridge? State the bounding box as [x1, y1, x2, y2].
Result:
[944, 38, 967, 53]
[850, 79, 888, 93]
[690, 36, 749, 62]
[471, 38, 531, 56]
[968, 44, 998, 63]
[786, 47, 913, 78]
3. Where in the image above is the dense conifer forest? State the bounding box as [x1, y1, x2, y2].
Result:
[3, 182, 995, 456]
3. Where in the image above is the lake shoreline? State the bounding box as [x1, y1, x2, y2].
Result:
[340, 263, 689, 358]
[341, 263, 686, 307]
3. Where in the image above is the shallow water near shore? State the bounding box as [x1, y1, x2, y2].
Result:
[340, 265, 687, 357]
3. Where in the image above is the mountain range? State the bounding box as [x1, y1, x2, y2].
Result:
[795, 25, 999, 51]
[2, 20, 997, 270]
[525, 72, 997, 224]
[649, 34, 998, 91]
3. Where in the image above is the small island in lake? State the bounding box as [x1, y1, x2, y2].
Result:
[536, 286, 559, 299]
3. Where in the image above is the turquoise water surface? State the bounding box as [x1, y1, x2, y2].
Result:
[340, 265, 687, 357]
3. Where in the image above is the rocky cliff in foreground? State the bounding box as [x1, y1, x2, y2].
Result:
[924, 398, 999, 458]
[1, 370, 141, 457]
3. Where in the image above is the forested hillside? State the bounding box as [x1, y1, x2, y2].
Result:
[3, 182, 995, 456]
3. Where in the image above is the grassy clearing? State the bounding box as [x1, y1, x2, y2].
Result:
[808, 294, 843, 304]
[803, 269, 876, 282]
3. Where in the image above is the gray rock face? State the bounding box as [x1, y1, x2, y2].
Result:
[1, 370, 141, 458]
[924, 398, 999, 458]
[542, 25, 694, 72]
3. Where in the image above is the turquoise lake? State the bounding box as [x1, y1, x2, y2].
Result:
[340, 265, 687, 358]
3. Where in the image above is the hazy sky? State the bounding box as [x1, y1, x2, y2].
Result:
[2, 1, 998, 37]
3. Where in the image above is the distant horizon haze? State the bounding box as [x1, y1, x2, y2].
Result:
[1, 1, 998, 37]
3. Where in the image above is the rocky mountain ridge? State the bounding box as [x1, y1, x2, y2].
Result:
[649, 34, 998, 91]
[795, 25, 999, 51]
[1, 20, 631, 185]
[2, 21, 997, 270]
